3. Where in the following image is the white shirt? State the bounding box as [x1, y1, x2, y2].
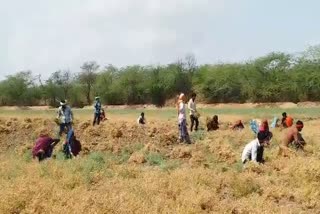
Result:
[137, 116, 146, 124]
[188, 99, 196, 116]
[241, 139, 261, 163]
[178, 102, 186, 123]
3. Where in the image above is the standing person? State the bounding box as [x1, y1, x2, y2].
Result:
[188, 93, 199, 132]
[241, 131, 271, 165]
[177, 93, 191, 144]
[57, 100, 73, 136]
[93, 96, 102, 126]
[32, 129, 60, 162]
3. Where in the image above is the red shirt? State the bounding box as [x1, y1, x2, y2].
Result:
[32, 137, 54, 158]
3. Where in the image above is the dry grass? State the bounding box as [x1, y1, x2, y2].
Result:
[0, 109, 320, 213]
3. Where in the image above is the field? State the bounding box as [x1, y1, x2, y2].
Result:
[1, 105, 320, 213]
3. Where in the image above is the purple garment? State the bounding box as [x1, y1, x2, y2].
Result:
[32, 137, 54, 158]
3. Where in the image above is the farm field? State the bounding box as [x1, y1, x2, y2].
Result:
[0, 106, 320, 213]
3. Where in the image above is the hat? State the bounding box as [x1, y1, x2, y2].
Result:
[60, 100, 66, 106]
[95, 96, 100, 100]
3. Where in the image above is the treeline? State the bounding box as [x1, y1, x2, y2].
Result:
[1, 46, 320, 107]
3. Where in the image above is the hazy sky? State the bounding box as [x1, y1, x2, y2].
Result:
[1, 0, 319, 79]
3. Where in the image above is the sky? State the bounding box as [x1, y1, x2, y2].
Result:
[1, 0, 320, 79]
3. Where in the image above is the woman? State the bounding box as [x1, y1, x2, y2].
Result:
[177, 93, 191, 144]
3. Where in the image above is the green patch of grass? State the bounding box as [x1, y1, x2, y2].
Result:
[131, 143, 145, 152]
[73, 152, 107, 184]
[146, 152, 166, 166]
[191, 130, 206, 141]
[22, 150, 33, 163]
[117, 150, 131, 164]
[160, 160, 181, 171]
[54, 151, 67, 161]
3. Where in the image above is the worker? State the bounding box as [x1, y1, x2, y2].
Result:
[279, 120, 306, 156]
[231, 120, 245, 130]
[177, 93, 191, 144]
[188, 92, 199, 132]
[32, 129, 60, 162]
[207, 115, 219, 131]
[93, 96, 102, 126]
[281, 112, 293, 128]
[241, 131, 271, 165]
[63, 129, 81, 159]
[137, 112, 146, 125]
[57, 100, 73, 136]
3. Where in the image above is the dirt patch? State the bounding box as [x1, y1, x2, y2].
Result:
[128, 152, 146, 164]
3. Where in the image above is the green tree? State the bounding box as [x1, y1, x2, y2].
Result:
[79, 61, 99, 105]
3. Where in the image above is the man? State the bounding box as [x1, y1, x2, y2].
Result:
[231, 120, 245, 130]
[63, 129, 81, 159]
[93, 96, 102, 126]
[177, 93, 191, 144]
[241, 131, 271, 164]
[207, 115, 219, 131]
[279, 120, 305, 156]
[137, 112, 146, 125]
[57, 100, 73, 136]
[32, 130, 60, 162]
[188, 93, 199, 132]
[281, 112, 293, 128]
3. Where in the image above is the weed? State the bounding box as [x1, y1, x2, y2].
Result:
[146, 152, 166, 166]
[160, 160, 181, 171]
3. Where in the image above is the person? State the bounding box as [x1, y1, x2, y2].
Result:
[100, 109, 107, 121]
[207, 115, 219, 131]
[137, 112, 146, 125]
[271, 117, 279, 128]
[279, 120, 305, 156]
[57, 100, 73, 136]
[32, 130, 60, 162]
[259, 119, 269, 132]
[281, 112, 293, 128]
[177, 93, 190, 144]
[281, 112, 287, 127]
[241, 131, 271, 165]
[93, 96, 102, 126]
[231, 120, 245, 130]
[188, 93, 199, 132]
[63, 129, 81, 159]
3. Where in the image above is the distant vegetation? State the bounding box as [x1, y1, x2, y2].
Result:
[1, 45, 320, 107]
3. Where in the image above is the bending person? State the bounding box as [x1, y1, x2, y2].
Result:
[279, 120, 305, 156]
[241, 131, 271, 165]
[33, 130, 60, 162]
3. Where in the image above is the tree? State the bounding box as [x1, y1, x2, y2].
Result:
[79, 61, 99, 105]
[47, 70, 73, 100]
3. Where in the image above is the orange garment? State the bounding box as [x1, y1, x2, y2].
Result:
[286, 117, 293, 127]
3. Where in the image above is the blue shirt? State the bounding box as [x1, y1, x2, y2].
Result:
[57, 106, 73, 124]
[94, 101, 102, 114]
